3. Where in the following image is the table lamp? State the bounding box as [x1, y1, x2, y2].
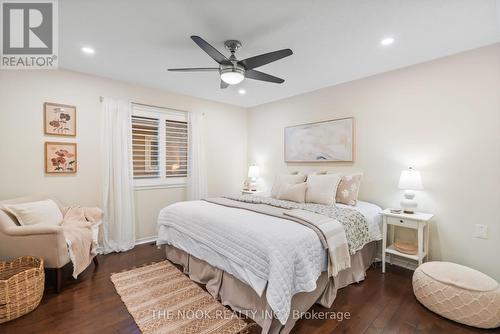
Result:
[398, 167, 423, 214]
[247, 165, 260, 191]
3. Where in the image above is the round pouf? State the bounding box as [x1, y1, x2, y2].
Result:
[413, 261, 500, 329]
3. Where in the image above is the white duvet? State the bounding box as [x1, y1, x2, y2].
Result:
[157, 200, 382, 324]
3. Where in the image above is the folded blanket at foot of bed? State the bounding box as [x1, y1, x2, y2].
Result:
[204, 197, 356, 277]
[223, 195, 371, 255]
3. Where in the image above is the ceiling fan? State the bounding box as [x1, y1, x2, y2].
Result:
[168, 36, 293, 89]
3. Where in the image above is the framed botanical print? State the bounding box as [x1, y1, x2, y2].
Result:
[44, 102, 76, 136]
[45, 142, 77, 174]
[284, 117, 354, 162]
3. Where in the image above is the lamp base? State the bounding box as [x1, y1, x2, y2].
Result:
[248, 178, 257, 191]
[400, 190, 418, 214]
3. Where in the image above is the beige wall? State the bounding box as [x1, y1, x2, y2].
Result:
[0, 69, 247, 239]
[247, 44, 500, 280]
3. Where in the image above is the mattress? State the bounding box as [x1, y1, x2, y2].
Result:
[157, 199, 382, 324]
[158, 201, 382, 294]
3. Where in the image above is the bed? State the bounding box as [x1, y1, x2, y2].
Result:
[157, 196, 382, 334]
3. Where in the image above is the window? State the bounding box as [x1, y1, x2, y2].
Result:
[131, 104, 188, 188]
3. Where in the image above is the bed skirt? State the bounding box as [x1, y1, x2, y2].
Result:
[165, 242, 377, 334]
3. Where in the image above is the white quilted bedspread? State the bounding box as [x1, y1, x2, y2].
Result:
[157, 200, 326, 324]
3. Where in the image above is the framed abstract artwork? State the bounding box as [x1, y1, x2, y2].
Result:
[44, 102, 76, 136]
[284, 117, 354, 162]
[45, 142, 77, 174]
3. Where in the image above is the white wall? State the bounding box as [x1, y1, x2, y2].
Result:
[0, 69, 247, 239]
[247, 44, 500, 280]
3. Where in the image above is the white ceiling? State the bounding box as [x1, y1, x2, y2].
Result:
[59, 0, 500, 107]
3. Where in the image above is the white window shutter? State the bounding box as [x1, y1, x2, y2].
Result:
[165, 120, 188, 178]
[132, 116, 160, 179]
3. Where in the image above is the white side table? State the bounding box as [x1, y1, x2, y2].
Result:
[381, 209, 434, 273]
[241, 189, 265, 196]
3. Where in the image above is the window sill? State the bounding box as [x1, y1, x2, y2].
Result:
[134, 183, 186, 191]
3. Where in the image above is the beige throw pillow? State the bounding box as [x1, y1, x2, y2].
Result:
[305, 174, 342, 205]
[336, 173, 363, 206]
[270, 174, 306, 198]
[277, 182, 307, 203]
[2, 199, 63, 226]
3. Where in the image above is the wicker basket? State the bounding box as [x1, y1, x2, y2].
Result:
[0, 256, 44, 324]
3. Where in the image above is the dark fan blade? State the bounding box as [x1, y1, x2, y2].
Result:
[238, 49, 292, 70]
[245, 69, 284, 83]
[191, 36, 231, 65]
[168, 67, 219, 72]
[220, 80, 229, 89]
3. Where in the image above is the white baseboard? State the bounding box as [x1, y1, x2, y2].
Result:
[135, 236, 158, 245]
[95, 236, 158, 254]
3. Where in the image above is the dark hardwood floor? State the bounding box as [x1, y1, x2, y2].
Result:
[1, 243, 498, 334]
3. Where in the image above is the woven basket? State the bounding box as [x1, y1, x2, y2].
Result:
[0, 256, 44, 324]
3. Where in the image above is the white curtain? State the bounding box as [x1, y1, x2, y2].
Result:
[100, 97, 136, 254]
[187, 110, 208, 200]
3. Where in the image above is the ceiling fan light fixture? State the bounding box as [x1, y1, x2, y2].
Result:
[220, 67, 245, 85]
[168, 36, 291, 89]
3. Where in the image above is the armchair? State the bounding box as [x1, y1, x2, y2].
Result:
[0, 195, 99, 292]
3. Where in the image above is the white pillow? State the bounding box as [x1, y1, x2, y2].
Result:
[270, 174, 306, 198]
[277, 182, 307, 203]
[305, 174, 342, 205]
[2, 199, 63, 226]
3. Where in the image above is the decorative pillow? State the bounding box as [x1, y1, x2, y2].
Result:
[336, 173, 363, 206]
[270, 174, 306, 198]
[305, 174, 342, 205]
[277, 182, 307, 203]
[2, 199, 63, 226]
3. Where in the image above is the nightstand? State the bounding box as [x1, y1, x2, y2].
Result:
[241, 189, 265, 196]
[381, 209, 434, 273]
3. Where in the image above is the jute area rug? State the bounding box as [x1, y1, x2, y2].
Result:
[111, 260, 251, 334]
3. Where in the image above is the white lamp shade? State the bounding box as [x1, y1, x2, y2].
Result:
[398, 168, 423, 190]
[248, 165, 260, 179]
[221, 71, 244, 85]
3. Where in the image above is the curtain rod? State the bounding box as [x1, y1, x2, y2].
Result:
[99, 96, 204, 115]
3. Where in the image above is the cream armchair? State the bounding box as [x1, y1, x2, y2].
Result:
[0, 195, 99, 292]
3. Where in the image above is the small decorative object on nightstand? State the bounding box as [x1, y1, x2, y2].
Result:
[381, 209, 433, 273]
[398, 167, 423, 214]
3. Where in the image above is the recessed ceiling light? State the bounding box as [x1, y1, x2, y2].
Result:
[81, 46, 95, 55]
[380, 37, 395, 46]
[238, 89, 246, 95]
